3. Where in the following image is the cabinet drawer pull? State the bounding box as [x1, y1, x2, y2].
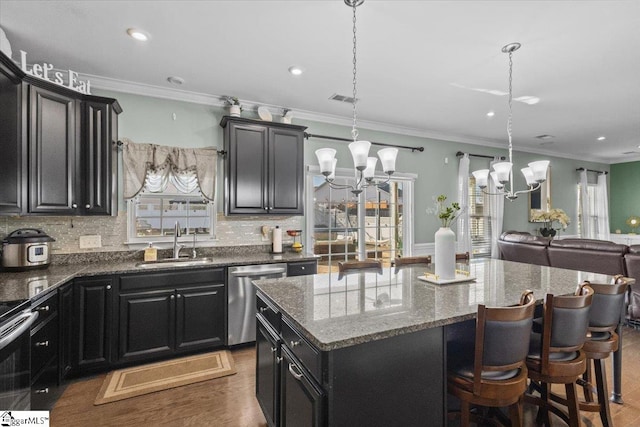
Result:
[35, 340, 49, 347]
[290, 340, 300, 347]
[106, 285, 112, 290]
[72, 203, 78, 209]
[170, 295, 175, 300]
[85, 204, 91, 209]
[35, 388, 49, 394]
[276, 356, 283, 364]
[301, 266, 305, 270]
[271, 347, 277, 353]
[35, 306, 50, 312]
[259, 307, 268, 313]
[264, 207, 268, 211]
[177, 294, 182, 299]
[288, 363, 304, 380]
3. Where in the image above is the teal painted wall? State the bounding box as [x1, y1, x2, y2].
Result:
[610, 161, 640, 233]
[94, 88, 609, 244]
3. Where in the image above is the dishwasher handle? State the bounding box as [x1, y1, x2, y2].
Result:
[230, 267, 287, 277]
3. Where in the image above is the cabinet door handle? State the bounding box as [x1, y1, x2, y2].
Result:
[85, 204, 91, 209]
[35, 388, 49, 394]
[35, 341, 49, 347]
[106, 285, 112, 290]
[170, 295, 175, 300]
[288, 363, 304, 380]
[177, 294, 182, 299]
[290, 340, 300, 347]
[264, 207, 268, 211]
[35, 306, 50, 312]
[301, 266, 305, 270]
[259, 307, 268, 313]
[72, 203, 78, 209]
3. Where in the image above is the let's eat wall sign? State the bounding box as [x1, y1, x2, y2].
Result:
[19, 50, 91, 94]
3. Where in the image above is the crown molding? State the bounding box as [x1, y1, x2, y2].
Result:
[85, 72, 614, 164]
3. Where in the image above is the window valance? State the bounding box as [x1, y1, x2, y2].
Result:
[121, 138, 217, 200]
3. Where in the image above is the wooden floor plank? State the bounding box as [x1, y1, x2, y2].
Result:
[52, 327, 640, 426]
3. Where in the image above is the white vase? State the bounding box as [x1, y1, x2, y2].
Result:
[229, 105, 241, 117]
[435, 227, 456, 280]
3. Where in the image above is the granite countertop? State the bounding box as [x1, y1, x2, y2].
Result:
[254, 259, 614, 351]
[0, 251, 317, 305]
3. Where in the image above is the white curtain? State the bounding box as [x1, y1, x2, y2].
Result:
[457, 154, 472, 256]
[122, 138, 217, 200]
[579, 169, 593, 238]
[595, 173, 610, 240]
[489, 157, 505, 258]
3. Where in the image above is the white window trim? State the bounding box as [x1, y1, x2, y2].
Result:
[125, 193, 218, 249]
[305, 165, 416, 256]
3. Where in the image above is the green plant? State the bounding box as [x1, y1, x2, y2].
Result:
[429, 194, 462, 228]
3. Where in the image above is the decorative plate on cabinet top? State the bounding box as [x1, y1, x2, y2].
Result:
[257, 106, 272, 121]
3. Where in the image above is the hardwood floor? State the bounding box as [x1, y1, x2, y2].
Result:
[52, 327, 640, 426]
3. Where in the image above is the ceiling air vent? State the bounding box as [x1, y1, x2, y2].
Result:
[329, 93, 358, 104]
[622, 151, 638, 155]
[535, 134, 554, 140]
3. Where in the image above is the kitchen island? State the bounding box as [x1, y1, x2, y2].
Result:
[254, 259, 616, 427]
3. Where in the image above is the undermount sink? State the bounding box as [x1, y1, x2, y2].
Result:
[135, 257, 214, 269]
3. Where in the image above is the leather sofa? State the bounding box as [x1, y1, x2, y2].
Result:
[498, 231, 640, 319]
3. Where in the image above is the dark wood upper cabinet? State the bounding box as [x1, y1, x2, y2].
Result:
[221, 116, 307, 215]
[0, 50, 121, 216]
[0, 53, 25, 214]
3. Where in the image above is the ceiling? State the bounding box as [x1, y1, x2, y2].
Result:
[1, 0, 639, 163]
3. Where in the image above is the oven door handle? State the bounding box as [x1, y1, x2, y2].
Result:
[0, 310, 39, 352]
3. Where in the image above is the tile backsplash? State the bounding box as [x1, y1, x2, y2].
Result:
[0, 212, 303, 254]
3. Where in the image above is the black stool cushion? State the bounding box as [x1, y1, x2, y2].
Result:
[527, 332, 579, 362]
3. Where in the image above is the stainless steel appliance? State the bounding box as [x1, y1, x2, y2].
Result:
[228, 263, 287, 345]
[1, 229, 55, 271]
[0, 308, 39, 410]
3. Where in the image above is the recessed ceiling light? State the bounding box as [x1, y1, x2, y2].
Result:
[167, 76, 185, 85]
[514, 95, 540, 105]
[597, 136, 606, 141]
[127, 28, 150, 41]
[288, 66, 304, 76]
[486, 111, 495, 117]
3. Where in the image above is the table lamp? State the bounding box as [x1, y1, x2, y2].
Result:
[626, 216, 640, 234]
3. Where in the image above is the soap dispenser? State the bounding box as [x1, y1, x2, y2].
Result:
[144, 243, 158, 261]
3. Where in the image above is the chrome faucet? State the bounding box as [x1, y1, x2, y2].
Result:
[173, 221, 185, 259]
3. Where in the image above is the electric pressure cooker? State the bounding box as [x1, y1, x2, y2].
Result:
[1, 228, 55, 270]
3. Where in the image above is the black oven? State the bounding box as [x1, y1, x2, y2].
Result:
[0, 309, 38, 410]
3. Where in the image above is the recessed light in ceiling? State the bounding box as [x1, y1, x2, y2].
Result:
[597, 136, 606, 141]
[167, 76, 185, 85]
[486, 111, 495, 117]
[288, 66, 304, 76]
[127, 28, 150, 41]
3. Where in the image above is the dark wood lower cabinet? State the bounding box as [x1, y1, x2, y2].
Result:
[280, 346, 324, 427]
[119, 289, 175, 363]
[256, 316, 280, 427]
[58, 282, 74, 380]
[176, 284, 225, 351]
[74, 276, 115, 371]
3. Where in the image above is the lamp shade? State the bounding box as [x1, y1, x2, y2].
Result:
[490, 172, 505, 190]
[363, 157, 378, 179]
[492, 162, 513, 183]
[521, 167, 535, 186]
[349, 141, 371, 170]
[377, 147, 398, 174]
[315, 148, 337, 175]
[472, 169, 490, 188]
[327, 158, 338, 181]
[528, 160, 550, 182]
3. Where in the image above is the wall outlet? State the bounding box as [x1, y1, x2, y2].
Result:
[79, 235, 102, 249]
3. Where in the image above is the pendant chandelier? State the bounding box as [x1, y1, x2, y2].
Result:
[315, 0, 398, 196]
[471, 43, 549, 201]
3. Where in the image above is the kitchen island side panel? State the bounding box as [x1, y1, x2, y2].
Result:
[327, 326, 445, 427]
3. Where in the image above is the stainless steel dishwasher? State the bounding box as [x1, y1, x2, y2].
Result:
[227, 263, 287, 345]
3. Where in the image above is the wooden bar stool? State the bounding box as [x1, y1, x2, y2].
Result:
[551, 276, 629, 427]
[337, 259, 382, 279]
[524, 284, 594, 427]
[456, 251, 471, 261]
[392, 256, 431, 273]
[447, 290, 536, 427]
